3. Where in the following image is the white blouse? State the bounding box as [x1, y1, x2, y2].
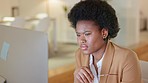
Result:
[89, 54, 105, 83]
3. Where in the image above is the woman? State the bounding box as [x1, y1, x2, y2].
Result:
[68, 0, 142, 83]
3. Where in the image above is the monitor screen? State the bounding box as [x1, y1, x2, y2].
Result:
[0, 25, 48, 83]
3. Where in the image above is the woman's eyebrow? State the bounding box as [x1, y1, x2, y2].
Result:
[76, 31, 91, 34]
[84, 31, 91, 33]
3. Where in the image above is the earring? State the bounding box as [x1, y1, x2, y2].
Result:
[103, 35, 106, 39]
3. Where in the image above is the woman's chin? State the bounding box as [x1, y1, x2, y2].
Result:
[82, 51, 91, 55]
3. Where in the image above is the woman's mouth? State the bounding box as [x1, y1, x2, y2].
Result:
[80, 44, 88, 50]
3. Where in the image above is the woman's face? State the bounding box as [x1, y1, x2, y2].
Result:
[76, 20, 107, 55]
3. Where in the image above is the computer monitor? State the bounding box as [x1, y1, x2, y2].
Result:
[0, 25, 48, 83]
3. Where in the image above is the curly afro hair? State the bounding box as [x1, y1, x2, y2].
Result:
[68, 0, 120, 39]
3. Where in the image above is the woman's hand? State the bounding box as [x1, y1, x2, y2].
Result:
[74, 66, 94, 83]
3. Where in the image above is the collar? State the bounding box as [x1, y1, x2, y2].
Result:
[99, 40, 115, 83]
[89, 53, 105, 67]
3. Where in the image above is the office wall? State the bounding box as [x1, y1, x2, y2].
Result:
[9, 0, 18, 6]
[140, 0, 148, 16]
[0, 0, 19, 18]
[0, 0, 11, 18]
[19, 0, 46, 17]
[63, 0, 80, 7]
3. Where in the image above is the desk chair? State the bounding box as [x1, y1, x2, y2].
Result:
[140, 60, 148, 83]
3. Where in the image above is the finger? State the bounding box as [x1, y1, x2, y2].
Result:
[76, 73, 85, 83]
[84, 67, 94, 80]
[78, 71, 89, 83]
[80, 68, 92, 83]
[74, 68, 85, 83]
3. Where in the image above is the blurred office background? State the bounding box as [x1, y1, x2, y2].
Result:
[0, 0, 148, 83]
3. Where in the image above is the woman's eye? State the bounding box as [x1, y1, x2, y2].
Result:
[76, 34, 80, 37]
[85, 33, 91, 36]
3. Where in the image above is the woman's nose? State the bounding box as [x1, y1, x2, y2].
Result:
[80, 36, 86, 43]
[80, 39, 86, 43]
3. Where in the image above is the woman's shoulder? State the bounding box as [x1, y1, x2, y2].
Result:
[112, 42, 137, 56]
[111, 42, 138, 62]
[111, 42, 139, 66]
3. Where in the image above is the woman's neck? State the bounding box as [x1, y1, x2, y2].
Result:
[92, 42, 107, 62]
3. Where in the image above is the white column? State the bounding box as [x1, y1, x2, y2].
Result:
[109, 0, 140, 47]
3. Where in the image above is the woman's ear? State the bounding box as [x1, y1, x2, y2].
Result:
[101, 28, 108, 39]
